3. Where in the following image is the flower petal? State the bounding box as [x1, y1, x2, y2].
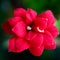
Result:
[26, 13, 32, 25]
[38, 10, 55, 27]
[26, 9, 37, 25]
[31, 34, 43, 47]
[26, 31, 43, 47]
[2, 21, 12, 34]
[12, 21, 27, 38]
[44, 30, 56, 50]
[25, 31, 37, 43]
[27, 9, 37, 19]
[47, 26, 59, 38]
[34, 18, 48, 30]
[8, 37, 15, 52]
[14, 8, 26, 17]
[29, 44, 44, 56]
[8, 17, 22, 27]
[8, 37, 29, 52]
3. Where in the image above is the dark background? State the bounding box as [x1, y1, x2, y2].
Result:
[0, 0, 60, 60]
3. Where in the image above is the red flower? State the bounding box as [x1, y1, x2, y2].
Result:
[2, 8, 59, 56]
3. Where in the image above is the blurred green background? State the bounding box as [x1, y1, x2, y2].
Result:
[0, 0, 60, 60]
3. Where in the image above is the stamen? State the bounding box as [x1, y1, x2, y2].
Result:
[37, 27, 44, 33]
[27, 26, 32, 31]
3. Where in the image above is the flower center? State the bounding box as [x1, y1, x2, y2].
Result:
[37, 27, 44, 33]
[27, 26, 32, 31]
